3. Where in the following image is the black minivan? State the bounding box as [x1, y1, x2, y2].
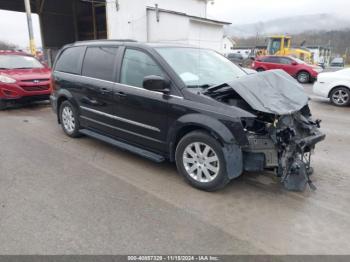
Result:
[51, 40, 325, 191]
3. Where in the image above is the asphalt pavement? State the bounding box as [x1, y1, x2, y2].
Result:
[0, 84, 350, 254]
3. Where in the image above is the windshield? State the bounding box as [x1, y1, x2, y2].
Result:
[0, 55, 44, 69]
[155, 47, 246, 88]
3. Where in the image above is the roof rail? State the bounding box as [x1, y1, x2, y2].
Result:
[75, 39, 138, 44]
[109, 39, 138, 42]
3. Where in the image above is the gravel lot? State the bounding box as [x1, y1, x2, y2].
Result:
[0, 84, 349, 255]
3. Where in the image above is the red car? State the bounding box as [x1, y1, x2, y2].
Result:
[0, 50, 52, 109]
[252, 55, 323, 83]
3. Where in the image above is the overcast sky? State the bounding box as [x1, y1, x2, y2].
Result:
[207, 0, 350, 24]
[0, 0, 349, 48]
[0, 10, 42, 48]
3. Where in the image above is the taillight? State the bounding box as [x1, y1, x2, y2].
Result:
[252, 62, 255, 67]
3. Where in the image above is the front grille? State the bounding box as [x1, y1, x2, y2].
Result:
[20, 85, 50, 91]
[21, 79, 50, 83]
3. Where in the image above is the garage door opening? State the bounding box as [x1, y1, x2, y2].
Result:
[76, 0, 107, 41]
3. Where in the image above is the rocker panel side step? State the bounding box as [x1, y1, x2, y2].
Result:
[79, 129, 165, 163]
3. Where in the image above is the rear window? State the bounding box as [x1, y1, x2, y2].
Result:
[82, 47, 118, 81]
[55, 46, 85, 74]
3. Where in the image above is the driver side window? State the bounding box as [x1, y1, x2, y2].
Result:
[120, 49, 164, 88]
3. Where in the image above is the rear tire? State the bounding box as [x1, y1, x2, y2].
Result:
[330, 87, 350, 107]
[59, 100, 81, 137]
[175, 131, 230, 191]
[256, 68, 265, 72]
[297, 71, 310, 83]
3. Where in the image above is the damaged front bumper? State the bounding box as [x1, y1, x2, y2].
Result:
[204, 70, 326, 191]
[242, 112, 325, 191]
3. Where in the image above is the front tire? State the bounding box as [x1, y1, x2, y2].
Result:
[256, 68, 265, 72]
[175, 131, 230, 191]
[330, 87, 350, 107]
[59, 100, 81, 137]
[297, 71, 310, 83]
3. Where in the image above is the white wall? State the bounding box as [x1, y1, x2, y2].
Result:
[147, 11, 190, 43]
[188, 20, 224, 51]
[146, 0, 207, 17]
[222, 37, 235, 55]
[105, 0, 225, 52]
[106, 0, 207, 41]
[147, 11, 224, 51]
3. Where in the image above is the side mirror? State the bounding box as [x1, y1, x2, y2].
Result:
[143, 75, 170, 93]
[291, 61, 298, 66]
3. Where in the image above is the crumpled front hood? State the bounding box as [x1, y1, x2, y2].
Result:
[226, 70, 309, 115]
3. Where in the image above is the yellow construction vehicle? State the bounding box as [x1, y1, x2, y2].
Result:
[267, 35, 312, 64]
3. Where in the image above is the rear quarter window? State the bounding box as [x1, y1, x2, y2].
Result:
[55, 46, 85, 74]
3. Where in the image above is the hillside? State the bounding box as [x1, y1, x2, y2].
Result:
[225, 13, 350, 38]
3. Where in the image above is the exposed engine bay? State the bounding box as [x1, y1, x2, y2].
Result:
[204, 70, 325, 191]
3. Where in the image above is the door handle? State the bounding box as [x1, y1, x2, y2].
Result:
[100, 88, 112, 94]
[82, 96, 100, 106]
[115, 91, 127, 97]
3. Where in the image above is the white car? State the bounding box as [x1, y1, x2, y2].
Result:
[313, 68, 350, 106]
[242, 67, 257, 75]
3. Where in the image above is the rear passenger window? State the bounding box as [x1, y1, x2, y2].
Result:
[82, 47, 118, 81]
[55, 46, 85, 74]
[120, 49, 163, 88]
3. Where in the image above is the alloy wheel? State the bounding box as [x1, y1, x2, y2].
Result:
[62, 106, 76, 133]
[182, 142, 220, 183]
[297, 72, 309, 83]
[332, 89, 349, 106]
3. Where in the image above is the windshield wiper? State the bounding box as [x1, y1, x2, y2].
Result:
[203, 83, 229, 95]
[13, 67, 33, 69]
[186, 84, 212, 89]
[0, 68, 10, 70]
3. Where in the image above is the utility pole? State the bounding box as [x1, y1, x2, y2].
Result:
[24, 0, 36, 55]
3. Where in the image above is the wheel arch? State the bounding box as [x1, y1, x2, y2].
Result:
[167, 114, 239, 162]
[328, 85, 350, 98]
[296, 69, 311, 76]
[56, 90, 79, 123]
[170, 115, 244, 180]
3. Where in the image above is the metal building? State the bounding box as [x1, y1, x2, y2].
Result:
[0, 0, 229, 55]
